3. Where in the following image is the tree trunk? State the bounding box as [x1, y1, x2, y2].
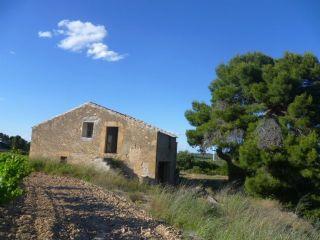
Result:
[216, 148, 245, 182]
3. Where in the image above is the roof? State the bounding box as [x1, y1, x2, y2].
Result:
[33, 102, 177, 138]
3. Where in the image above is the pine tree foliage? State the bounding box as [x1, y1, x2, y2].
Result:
[185, 52, 320, 218]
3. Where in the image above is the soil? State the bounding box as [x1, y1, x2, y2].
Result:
[0, 173, 181, 240]
[179, 171, 228, 190]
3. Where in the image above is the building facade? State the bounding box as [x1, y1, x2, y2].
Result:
[30, 102, 177, 184]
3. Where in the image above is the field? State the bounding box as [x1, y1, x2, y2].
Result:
[29, 158, 320, 240]
[1, 153, 319, 239]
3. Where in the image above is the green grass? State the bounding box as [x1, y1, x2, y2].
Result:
[150, 187, 320, 240]
[29, 158, 320, 240]
[184, 160, 228, 176]
[30, 159, 149, 193]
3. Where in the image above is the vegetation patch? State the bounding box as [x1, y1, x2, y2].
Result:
[177, 151, 227, 176]
[30, 158, 149, 194]
[0, 152, 31, 204]
[0, 132, 30, 153]
[185, 52, 320, 220]
[29, 158, 320, 240]
[150, 187, 320, 240]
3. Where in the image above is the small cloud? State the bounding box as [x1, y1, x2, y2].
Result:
[38, 20, 125, 62]
[38, 31, 52, 38]
[57, 20, 106, 51]
[0, 97, 5, 101]
[87, 42, 125, 62]
[9, 50, 15, 55]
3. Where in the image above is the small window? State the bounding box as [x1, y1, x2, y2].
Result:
[60, 156, 67, 163]
[105, 127, 118, 153]
[82, 122, 94, 138]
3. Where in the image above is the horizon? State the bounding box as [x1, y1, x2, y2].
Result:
[1, 0, 319, 152]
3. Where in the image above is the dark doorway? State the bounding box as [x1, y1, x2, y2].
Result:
[105, 127, 118, 153]
[157, 162, 171, 183]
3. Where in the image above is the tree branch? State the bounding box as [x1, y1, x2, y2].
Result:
[216, 148, 231, 162]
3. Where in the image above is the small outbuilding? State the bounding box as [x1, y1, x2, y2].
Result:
[30, 102, 177, 184]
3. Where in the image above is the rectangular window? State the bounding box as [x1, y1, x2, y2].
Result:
[105, 127, 118, 153]
[60, 156, 67, 163]
[82, 122, 94, 138]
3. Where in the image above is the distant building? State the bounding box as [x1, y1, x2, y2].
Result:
[30, 102, 177, 184]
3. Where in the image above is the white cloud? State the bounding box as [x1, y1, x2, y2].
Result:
[57, 20, 106, 51]
[9, 50, 15, 55]
[87, 43, 124, 62]
[38, 20, 124, 62]
[38, 31, 52, 38]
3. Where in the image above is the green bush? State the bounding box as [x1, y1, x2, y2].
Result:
[190, 160, 228, 176]
[178, 151, 227, 176]
[295, 194, 320, 221]
[0, 152, 31, 204]
[177, 151, 194, 170]
[240, 130, 320, 218]
[190, 166, 202, 174]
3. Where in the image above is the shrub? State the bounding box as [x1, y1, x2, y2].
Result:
[295, 194, 320, 221]
[177, 151, 194, 170]
[0, 152, 31, 204]
[177, 151, 228, 176]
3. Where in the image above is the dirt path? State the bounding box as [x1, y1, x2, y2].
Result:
[0, 173, 180, 240]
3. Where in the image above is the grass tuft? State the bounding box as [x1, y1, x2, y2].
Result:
[150, 187, 320, 240]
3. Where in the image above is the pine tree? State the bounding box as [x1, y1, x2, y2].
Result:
[185, 52, 320, 218]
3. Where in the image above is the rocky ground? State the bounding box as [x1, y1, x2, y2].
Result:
[0, 173, 181, 240]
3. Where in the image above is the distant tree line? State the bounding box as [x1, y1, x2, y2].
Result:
[177, 151, 227, 176]
[0, 132, 30, 153]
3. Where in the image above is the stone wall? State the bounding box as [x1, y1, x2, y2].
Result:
[30, 103, 177, 182]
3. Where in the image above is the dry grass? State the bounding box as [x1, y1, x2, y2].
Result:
[150, 187, 319, 240]
[29, 159, 149, 193]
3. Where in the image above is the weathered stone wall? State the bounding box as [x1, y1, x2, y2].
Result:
[30, 103, 161, 179]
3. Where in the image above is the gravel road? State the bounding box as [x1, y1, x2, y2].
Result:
[0, 173, 181, 240]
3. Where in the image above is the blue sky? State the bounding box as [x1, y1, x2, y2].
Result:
[0, 0, 319, 151]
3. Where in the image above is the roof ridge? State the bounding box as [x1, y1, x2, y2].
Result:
[33, 102, 177, 138]
[86, 102, 177, 137]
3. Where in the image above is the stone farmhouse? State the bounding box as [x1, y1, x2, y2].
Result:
[30, 102, 177, 184]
